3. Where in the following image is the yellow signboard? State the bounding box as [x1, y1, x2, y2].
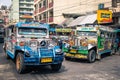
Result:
[97, 10, 112, 24]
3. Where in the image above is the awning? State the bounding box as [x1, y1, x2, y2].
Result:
[78, 14, 97, 25]
[68, 16, 86, 27]
[68, 14, 97, 27]
[61, 18, 74, 27]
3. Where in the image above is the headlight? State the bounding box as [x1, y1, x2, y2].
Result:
[64, 43, 70, 48]
[21, 49, 30, 57]
[25, 51, 30, 57]
[55, 49, 63, 55]
[55, 49, 61, 53]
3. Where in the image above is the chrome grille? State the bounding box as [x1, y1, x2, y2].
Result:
[40, 49, 53, 57]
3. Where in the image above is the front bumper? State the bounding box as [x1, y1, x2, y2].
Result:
[65, 53, 87, 59]
[24, 55, 64, 65]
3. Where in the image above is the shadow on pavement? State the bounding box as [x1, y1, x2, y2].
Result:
[27, 65, 67, 74]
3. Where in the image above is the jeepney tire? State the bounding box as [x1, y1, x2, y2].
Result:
[16, 53, 26, 74]
[51, 63, 62, 71]
[110, 49, 116, 55]
[88, 50, 96, 63]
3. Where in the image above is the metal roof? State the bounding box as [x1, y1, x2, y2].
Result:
[68, 14, 97, 27]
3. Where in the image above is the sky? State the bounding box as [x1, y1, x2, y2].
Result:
[0, 0, 11, 8]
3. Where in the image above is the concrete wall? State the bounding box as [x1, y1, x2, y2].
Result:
[53, 0, 81, 24]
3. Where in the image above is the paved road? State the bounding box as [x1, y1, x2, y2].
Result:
[0, 43, 120, 80]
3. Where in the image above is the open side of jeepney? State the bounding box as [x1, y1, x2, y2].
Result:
[63, 26, 117, 63]
[3, 22, 64, 74]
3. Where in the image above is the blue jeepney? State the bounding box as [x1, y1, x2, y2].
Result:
[3, 21, 64, 74]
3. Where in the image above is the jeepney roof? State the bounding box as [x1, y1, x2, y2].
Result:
[77, 26, 98, 32]
[99, 26, 117, 32]
[15, 22, 49, 29]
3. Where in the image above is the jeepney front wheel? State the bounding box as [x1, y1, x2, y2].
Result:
[16, 53, 26, 74]
[51, 63, 62, 71]
[88, 50, 96, 63]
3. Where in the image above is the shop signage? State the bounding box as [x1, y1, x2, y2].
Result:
[97, 10, 112, 24]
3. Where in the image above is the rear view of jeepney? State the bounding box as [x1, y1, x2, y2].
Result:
[64, 27, 98, 63]
[4, 22, 64, 74]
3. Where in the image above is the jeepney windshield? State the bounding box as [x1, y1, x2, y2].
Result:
[18, 27, 47, 36]
[77, 31, 97, 37]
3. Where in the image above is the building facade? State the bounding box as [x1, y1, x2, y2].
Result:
[0, 5, 9, 25]
[34, 0, 113, 25]
[34, 0, 85, 24]
[9, 0, 34, 23]
[111, 0, 120, 25]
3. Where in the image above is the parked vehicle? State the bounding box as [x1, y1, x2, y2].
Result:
[3, 21, 64, 74]
[63, 25, 118, 63]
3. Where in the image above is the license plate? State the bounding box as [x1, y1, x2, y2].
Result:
[70, 49, 77, 53]
[66, 53, 74, 57]
[41, 58, 52, 63]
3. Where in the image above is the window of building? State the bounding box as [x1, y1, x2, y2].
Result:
[43, 12, 46, 19]
[26, 0, 32, 2]
[20, 0, 24, 1]
[39, 15, 42, 20]
[49, 9, 53, 17]
[39, 3, 42, 8]
[26, 4, 32, 7]
[112, 0, 117, 7]
[117, 0, 120, 3]
[43, 0, 46, 7]
[20, 3, 24, 6]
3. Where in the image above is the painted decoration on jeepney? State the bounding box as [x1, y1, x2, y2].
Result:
[77, 27, 98, 31]
[97, 10, 112, 24]
[56, 28, 72, 32]
[56, 29, 62, 32]
[21, 23, 40, 27]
